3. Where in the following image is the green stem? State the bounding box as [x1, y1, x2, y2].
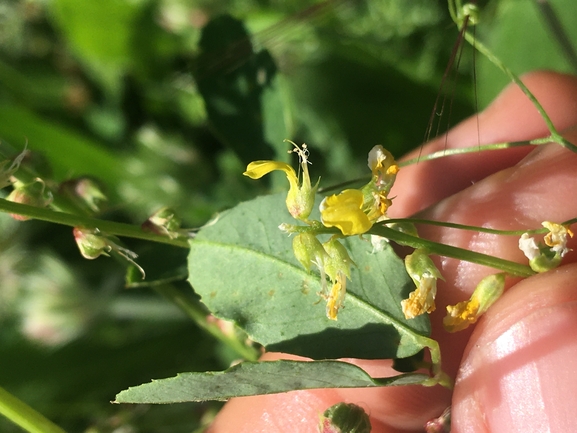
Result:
[415, 336, 452, 388]
[154, 284, 260, 362]
[369, 225, 536, 277]
[450, 0, 577, 154]
[0, 385, 66, 433]
[0, 198, 189, 248]
[384, 217, 577, 236]
[309, 224, 535, 277]
[399, 139, 536, 167]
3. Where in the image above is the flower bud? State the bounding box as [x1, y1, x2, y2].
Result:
[142, 207, 182, 238]
[73, 227, 110, 259]
[292, 233, 327, 273]
[7, 179, 53, 221]
[73, 227, 146, 278]
[425, 406, 451, 433]
[59, 177, 107, 214]
[318, 402, 371, 433]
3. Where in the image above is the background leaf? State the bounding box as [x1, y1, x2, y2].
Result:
[115, 360, 429, 403]
[195, 15, 278, 164]
[188, 193, 429, 360]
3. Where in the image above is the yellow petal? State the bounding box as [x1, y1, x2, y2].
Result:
[443, 298, 480, 332]
[401, 275, 437, 319]
[367, 145, 399, 177]
[325, 272, 347, 320]
[320, 189, 373, 236]
[243, 160, 298, 185]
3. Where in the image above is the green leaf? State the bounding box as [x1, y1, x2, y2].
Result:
[195, 15, 278, 164]
[188, 193, 429, 360]
[0, 104, 124, 190]
[477, 0, 577, 107]
[49, 0, 143, 95]
[114, 360, 429, 403]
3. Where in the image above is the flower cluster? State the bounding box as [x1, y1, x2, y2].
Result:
[244, 142, 398, 320]
[320, 146, 399, 236]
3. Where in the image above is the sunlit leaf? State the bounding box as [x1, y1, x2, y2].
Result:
[114, 360, 429, 403]
[188, 193, 429, 360]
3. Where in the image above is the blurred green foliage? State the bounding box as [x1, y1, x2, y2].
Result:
[0, 0, 575, 431]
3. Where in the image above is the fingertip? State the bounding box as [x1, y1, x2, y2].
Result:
[390, 71, 577, 217]
[452, 264, 577, 432]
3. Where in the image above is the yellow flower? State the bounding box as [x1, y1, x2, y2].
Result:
[542, 221, 573, 257]
[401, 248, 442, 319]
[325, 272, 347, 321]
[443, 298, 480, 333]
[401, 276, 437, 319]
[321, 238, 354, 320]
[243, 142, 317, 221]
[319, 146, 399, 236]
[443, 273, 505, 332]
[519, 221, 574, 272]
[401, 248, 443, 319]
[320, 189, 373, 236]
[368, 145, 399, 192]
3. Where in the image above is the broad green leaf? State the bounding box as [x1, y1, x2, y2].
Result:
[188, 193, 430, 360]
[195, 15, 278, 164]
[114, 360, 429, 403]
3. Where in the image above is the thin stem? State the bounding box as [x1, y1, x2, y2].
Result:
[368, 225, 536, 277]
[448, 0, 577, 154]
[400, 139, 537, 167]
[0, 198, 190, 248]
[308, 224, 535, 277]
[0, 385, 66, 433]
[154, 284, 260, 362]
[384, 217, 577, 236]
[320, 138, 541, 193]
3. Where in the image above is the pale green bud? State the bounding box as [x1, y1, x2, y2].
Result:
[59, 177, 107, 214]
[142, 207, 182, 238]
[323, 238, 354, 282]
[7, 179, 53, 221]
[292, 233, 326, 272]
[318, 403, 371, 433]
[73, 227, 110, 259]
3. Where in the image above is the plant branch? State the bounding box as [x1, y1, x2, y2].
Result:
[0, 198, 190, 248]
[0, 385, 66, 433]
[154, 284, 260, 362]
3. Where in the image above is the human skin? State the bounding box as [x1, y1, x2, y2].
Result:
[207, 71, 577, 433]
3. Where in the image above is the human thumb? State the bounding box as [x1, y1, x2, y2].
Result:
[451, 264, 577, 432]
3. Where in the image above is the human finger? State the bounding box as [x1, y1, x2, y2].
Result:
[390, 71, 577, 217]
[451, 264, 577, 433]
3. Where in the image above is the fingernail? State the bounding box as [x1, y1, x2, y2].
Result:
[453, 291, 577, 432]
